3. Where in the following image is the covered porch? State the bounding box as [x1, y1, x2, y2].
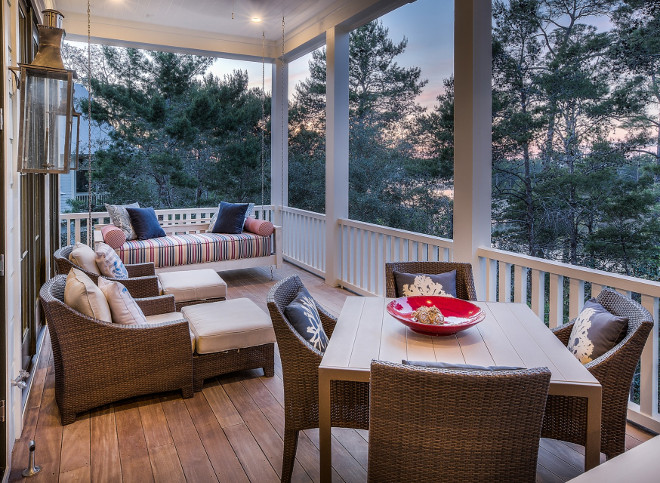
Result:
[8, 262, 654, 482]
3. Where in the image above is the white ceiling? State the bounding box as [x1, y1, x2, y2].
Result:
[50, 0, 414, 61]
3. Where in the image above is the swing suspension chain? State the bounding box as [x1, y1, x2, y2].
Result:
[281, 16, 285, 212]
[261, 31, 265, 210]
[87, 0, 93, 243]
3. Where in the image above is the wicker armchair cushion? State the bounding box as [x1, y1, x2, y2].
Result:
[106, 202, 140, 240]
[567, 299, 628, 364]
[98, 278, 147, 325]
[95, 242, 129, 279]
[393, 270, 457, 297]
[101, 224, 127, 249]
[403, 360, 524, 371]
[284, 287, 329, 352]
[64, 268, 112, 322]
[143, 312, 195, 351]
[69, 242, 101, 275]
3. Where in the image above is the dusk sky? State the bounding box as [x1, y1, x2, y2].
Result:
[209, 0, 454, 110]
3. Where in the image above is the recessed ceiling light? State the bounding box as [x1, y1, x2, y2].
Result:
[251, 17, 262, 23]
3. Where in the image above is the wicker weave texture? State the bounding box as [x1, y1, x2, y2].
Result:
[40, 275, 194, 425]
[542, 288, 654, 459]
[267, 275, 370, 483]
[367, 361, 551, 483]
[384, 261, 477, 300]
[54, 245, 160, 298]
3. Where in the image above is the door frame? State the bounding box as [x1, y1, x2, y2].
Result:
[0, 0, 7, 475]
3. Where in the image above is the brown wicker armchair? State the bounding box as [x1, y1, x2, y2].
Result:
[543, 288, 653, 460]
[368, 361, 551, 483]
[385, 261, 477, 300]
[54, 244, 160, 298]
[266, 275, 370, 483]
[40, 275, 193, 425]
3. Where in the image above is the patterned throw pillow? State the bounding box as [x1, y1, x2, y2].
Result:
[95, 242, 129, 279]
[64, 268, 112, 322]
[567, 299, 628, 364]
[98, 277, 147, 325]
[207, 202, 255, 232]
[393, 270, 457, 297]
[106, 202, 140, 240]
[69, 242, 101, 275]
[284, 287, 329, 352]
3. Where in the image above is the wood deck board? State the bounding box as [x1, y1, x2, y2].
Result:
[8, 262, 655, 482]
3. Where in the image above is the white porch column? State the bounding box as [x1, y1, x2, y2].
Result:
[271, 59, 288, 226]
[324, 26, 350, 287]
[453, 0, 492, 299]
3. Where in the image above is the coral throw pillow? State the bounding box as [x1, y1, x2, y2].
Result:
[244, 217, 274, 237]
[101, 225, 127, 249]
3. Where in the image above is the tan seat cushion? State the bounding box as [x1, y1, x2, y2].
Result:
[144, 312, 195, 352]
[181, 298, 275, 354]
[158, 269, 227, 303]
[64, 268, 112, 322]
[69, 242, 101, 275]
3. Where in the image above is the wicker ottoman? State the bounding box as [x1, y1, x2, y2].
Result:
[182, 299, 276, 391]
[158, 268, 227, 310]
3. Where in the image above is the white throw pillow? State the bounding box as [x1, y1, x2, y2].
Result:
[64, 268, 112, 322]
[98, 277, 147, 325]
[68, 242, 101, 275]
[95, 242, 129, 279]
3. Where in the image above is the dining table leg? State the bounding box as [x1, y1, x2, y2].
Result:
[319, 369, 332, 483]
[584, 385, 602, 471]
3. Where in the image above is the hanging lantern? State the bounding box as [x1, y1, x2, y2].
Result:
[14, 10, 77, 174]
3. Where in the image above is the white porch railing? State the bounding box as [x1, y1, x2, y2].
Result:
[58, 205, 660, 431]
[478, 247, 660, 433]
[338, 218, 454, 296]
[280, 206, 326, 277]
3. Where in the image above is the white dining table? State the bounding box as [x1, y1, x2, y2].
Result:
[318, 297, 602, 482]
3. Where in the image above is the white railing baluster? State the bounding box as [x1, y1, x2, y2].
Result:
[549, 273, 564, 328]
[498, 261, 512, 302]
[639, 295, 659, 418]
[486, 258, 497, 302]
[568, 279, 585, 320]
[514, 265, 528, 304]
[531, 269, 545, 320]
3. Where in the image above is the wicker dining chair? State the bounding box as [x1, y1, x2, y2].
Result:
[40, 275, 193, 425]
[266, 275, 370, 483]
[543, 288, 653, 460]
[368, 361, 552, 483]
[385, 261, 477, 300]
[54, 244, 160, 298]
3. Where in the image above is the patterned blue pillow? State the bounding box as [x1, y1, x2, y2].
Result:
[284, 287, 329, 352]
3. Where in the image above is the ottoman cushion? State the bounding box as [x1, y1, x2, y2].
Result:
[158, 269, 227, 303]
[182, 299, 275, 354]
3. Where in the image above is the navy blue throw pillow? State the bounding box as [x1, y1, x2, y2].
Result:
[125, 207, 166, 240]
[284, 287, 329, 352]
[212, 201, 250, 234]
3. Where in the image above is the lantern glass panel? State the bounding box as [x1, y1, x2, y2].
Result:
[19, 66, 73, 173]
[69, 113, 80, 170]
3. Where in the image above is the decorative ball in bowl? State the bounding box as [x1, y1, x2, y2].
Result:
[386, 296, 485, 336]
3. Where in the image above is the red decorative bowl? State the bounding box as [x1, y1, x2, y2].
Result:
[386, 296, 485, 336]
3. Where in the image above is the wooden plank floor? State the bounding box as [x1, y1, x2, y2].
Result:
[8, 262, 654, 482]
